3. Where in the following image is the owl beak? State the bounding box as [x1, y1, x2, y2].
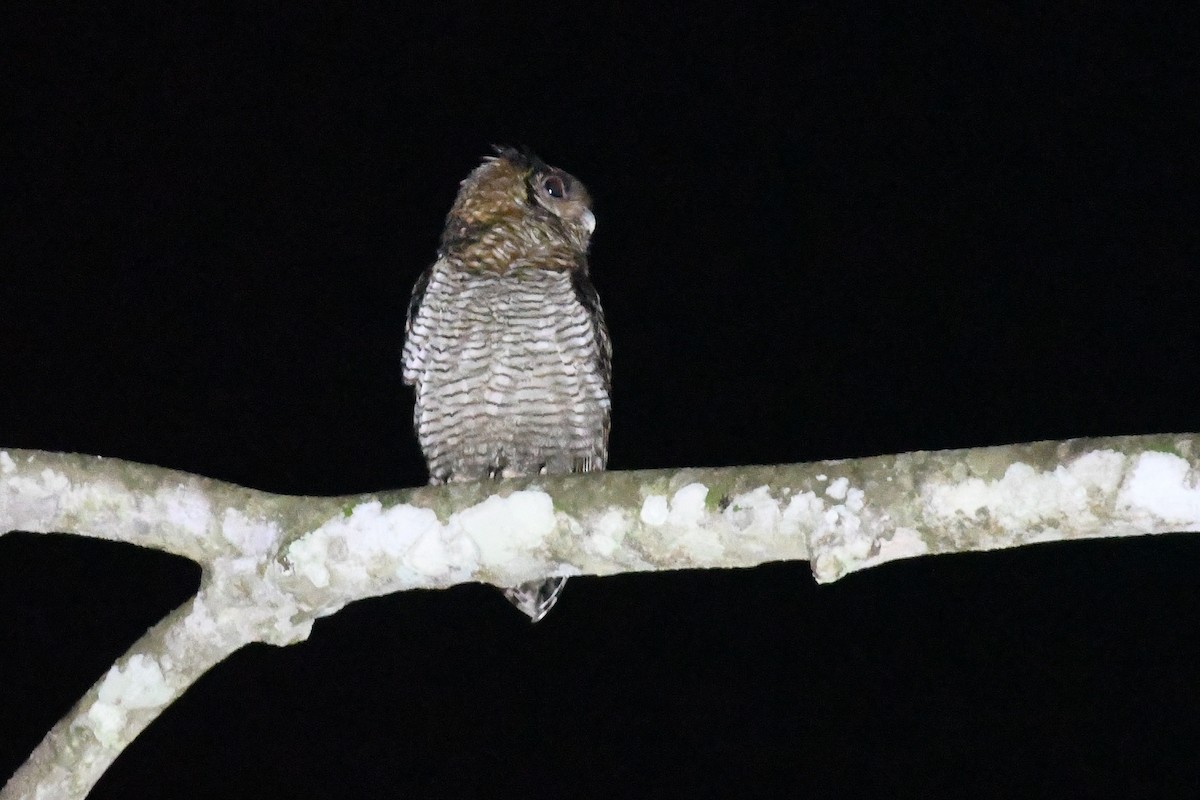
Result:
[580, 209, 596, 234]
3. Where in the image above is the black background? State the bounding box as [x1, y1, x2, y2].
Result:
[4, 5, 1200, 797]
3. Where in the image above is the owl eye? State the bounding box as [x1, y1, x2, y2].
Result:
[542, 175, 566, 199]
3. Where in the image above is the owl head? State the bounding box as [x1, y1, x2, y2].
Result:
[443, 146, 595, 258]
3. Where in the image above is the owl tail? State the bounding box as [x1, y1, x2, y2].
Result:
[503, 577, 568, 623]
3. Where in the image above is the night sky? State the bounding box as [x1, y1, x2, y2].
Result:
[4, 5, 1200, 797]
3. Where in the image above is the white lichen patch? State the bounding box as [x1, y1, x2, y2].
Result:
[639, 484, 727, 560]
[406, 509, 477, 584]
[924, 450, 1128, 532]
[221, 508, 277, 558]
[4, 462, 222, 552]
[182, 596, 219, 638]
[85, 655, 173, 746]
[782, 491, 825, 528]
[38, 468, 70, 494]
[640, 495, 669, 526]
[188, 562, 314, 646]
[803, 477, 885, 582]
[648, 483, 722, 560]
[676, 527, 723, 561]
[156, 485, 212, 538]
[668, 483, 708, 527]
[0, 451, 15, 474]
[724, 485, 783, 537]
[586, 508, 630, 557]
[287, 501, 463, 590]
[1070, 449, 1127, 495]
[811, 550, 860, 583]
[6, 467, 72, 507]
[1118, 451, 1200, 525]
[287, 535, 332, 588]
[823, 491, 866, 535]
[825, 476, 850, 501]
[97, 655, 172, 708]
[449, 491, 554, 581]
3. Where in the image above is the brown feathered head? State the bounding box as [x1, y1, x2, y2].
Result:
[439, 146, 595, 267]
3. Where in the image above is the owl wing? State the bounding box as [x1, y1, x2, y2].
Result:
[401, 263, 435, 387]
[571, 269, 611, 394]
[571, 268, 612, 469]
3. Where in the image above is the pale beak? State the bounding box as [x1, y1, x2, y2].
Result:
[580, 208, 596, 234]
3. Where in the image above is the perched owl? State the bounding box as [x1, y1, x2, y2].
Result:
[402, 146, 612, 622]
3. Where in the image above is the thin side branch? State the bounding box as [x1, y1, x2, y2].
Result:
[3, 434, 1200, 798]
[3, 590, 245, 799]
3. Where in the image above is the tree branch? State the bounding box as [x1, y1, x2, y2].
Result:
[3, 434, 1199, 798]
[3, 594, 243, 799]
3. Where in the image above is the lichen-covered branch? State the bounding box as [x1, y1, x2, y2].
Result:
[3, 434, 1200, 799]
[2, 592, 245, 800]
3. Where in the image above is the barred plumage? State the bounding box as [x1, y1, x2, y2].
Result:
[402, 147, 611, 622]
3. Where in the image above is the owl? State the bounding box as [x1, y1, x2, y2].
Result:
[402, 146, 612, 622]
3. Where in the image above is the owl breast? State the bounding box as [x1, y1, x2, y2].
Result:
[404, 261, 611, 483]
